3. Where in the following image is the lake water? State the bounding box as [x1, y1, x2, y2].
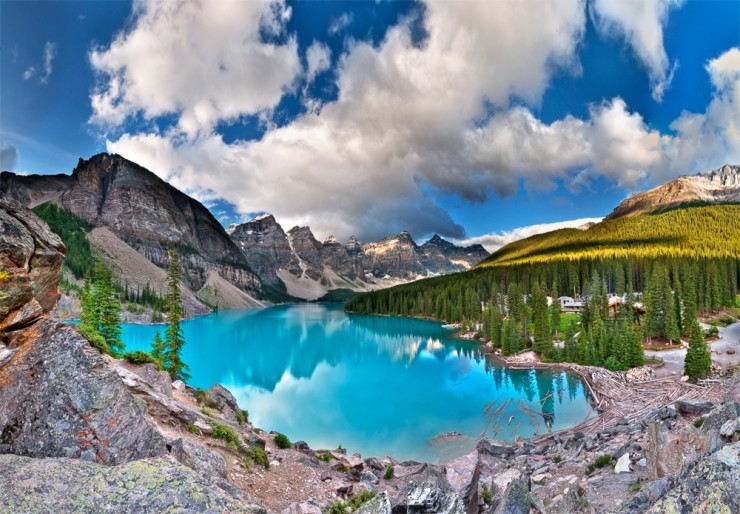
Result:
[121, 303, 595, 463]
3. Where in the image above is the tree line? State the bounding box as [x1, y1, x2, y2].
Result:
[346, 257, 734, 381]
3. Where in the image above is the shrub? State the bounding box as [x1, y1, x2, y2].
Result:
[481, 484, 492, 505]
[200, 408, 214, 419]
[251, 445, 269, 469]
[693, 417, 705, 428]
[629, 482, 642, 493]
[78, 323, 108, 354]
[212, 423, 241, 448]
[187, 423, 199, 435]
[594, 455, 614, 468]
[383, 465, 394, 480]
[122, 350, 156, 365]
[605, 356, 627, 371]
[194, 389, 207, 405]
[242, 455, 253, 471]
[0, 270, 9, 281]
[347, 491, 376, 510]
[274, 433, 291, 449]
[553, 455, 563, 464]
[235, 409, 249, 425]
[318, 453, 331, 462]
[584, 464, 595, 476]
[325, 500, 347, 514]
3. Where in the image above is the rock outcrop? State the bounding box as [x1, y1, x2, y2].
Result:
[1, 153, 262, 299]
[608, 163, 740, 219]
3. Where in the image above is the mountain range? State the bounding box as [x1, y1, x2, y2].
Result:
[0, 153, 489, 305]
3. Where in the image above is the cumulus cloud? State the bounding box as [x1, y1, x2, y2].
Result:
[0, 142, 19, 171]
[89, 0, 302, 136]
[305, 41, 331, 82]
[22, 41, 57, 84]
[455, 217, 604, 253]
[591, 0, 682, 101]
[96, 0, 737, 242]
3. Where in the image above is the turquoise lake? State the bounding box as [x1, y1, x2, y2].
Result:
[121, 303, 595, 463]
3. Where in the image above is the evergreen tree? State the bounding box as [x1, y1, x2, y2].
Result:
[163, 250, 189, 381]
[550, 282, 561, 336]
[684, 320, 711, 381]
[532, 282, 552, 356]
[92, 260, 123, 356]
[151, 331, 166, 370]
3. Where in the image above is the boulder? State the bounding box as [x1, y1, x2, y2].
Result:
[645, 421, 708, 480]
[720, 418, 740, 441]
[444, 450, 480, 514]
[476, 439, 516, 459]
[170, 437, 227, 479]
[614, 453, 631, 473]
[292, 440, 310, 451]
[494, 479, 530, 514]
[0, 197, 64, 335]
[132, 362, 173, 398]
[0, 454, 252, 513]
[0, 319, 165, 464]
[701, 402, 740, 433]
[674, 398, 714, 417]
[646, 442, 740, 513]
[558, 483, 585, 514]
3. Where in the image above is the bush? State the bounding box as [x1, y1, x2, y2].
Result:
[605, 356, 627, 371]
[693, 417, 705, 428]
[594, 455, 614, 468]
[78, 323, 108, 354]
[553, 455, 563, 464]
[187, 423, 199, 435]
[235, 409, 249, 425]
[274, 433, 291, 449]
[383, 465, 394, 480]
[212, 423, 241, 448]
[122, 350, 156, 365]
[347, 491, 376, 510]
[251, 445, 269, 469]
[318, 453, 331, 462]
[629, 482, 642, 493]
[325, 500, 347, 514]
[481, 484, 492, 505]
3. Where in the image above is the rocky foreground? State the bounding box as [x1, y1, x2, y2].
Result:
[1, 196, 740, 513]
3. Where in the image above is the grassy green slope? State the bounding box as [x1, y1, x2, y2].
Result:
[477, 204, 740, 268]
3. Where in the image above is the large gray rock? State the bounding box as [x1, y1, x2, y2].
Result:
[494, 479, 530, 514]
[674, 398, 714, 417]
[132, 362, 173, 398]
[646, 442, 740, 513]
[445, 450, 480, 514]
[476, 439, 515, 459]
[0, 454, 251, 513]
[0, 319, 165, 464]
[170, 437, 227, 479]
[0, 196, 64, 334]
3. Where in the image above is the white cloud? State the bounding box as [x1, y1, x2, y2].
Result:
[97, 0, 737, 242]
[651, 47, 740, 180]
[591, 0, 683, 102]
[328, 13, 353, 35]
[305, 41, 331, 82]
[21, 41, 57, 84]
[89, 0, 302, 136]
[455, 217, 604, 253]
[0, 142, 19, 171]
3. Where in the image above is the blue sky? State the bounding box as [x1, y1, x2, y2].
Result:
[1, 0, 738, 247]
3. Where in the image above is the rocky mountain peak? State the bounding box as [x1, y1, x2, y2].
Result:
[608, 163, 740, 219]
[323, 235, 340, 245]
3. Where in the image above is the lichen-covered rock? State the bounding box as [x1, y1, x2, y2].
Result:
[646, 442, 740, 513]
[0, 454, 252, 513]
[0, 196, 64, 333]
[674, 398, 714, 417]
[445, 450, 480, 514]
[132, 362, 173, 397]
[645, 421, 708, 480]
[0, 319, 165, 464]
[494, 479, 530, 514]
[207, 383, 240, 419]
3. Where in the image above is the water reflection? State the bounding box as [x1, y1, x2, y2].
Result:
[121, 303, 594, 462]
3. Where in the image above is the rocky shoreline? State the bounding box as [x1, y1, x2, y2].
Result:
[2, 196, 740, 513]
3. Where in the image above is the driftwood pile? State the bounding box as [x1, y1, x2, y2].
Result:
[527, 364, 725, 445]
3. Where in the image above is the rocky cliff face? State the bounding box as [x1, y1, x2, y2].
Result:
[228, 216, 490, 299]
[1, 153, 261, 298]
[608, 163, 740, 219]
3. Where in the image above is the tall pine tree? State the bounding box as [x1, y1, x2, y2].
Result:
[163, 250, 189, 381]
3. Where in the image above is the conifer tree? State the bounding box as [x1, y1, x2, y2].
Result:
[163, 249, 189, 381]
[92, 260, 123, 356]
[151, 331, 166, 370]
[532, 282, 552, 356]
[550, 282, 561, 336]
[684, 320, 711, 381]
